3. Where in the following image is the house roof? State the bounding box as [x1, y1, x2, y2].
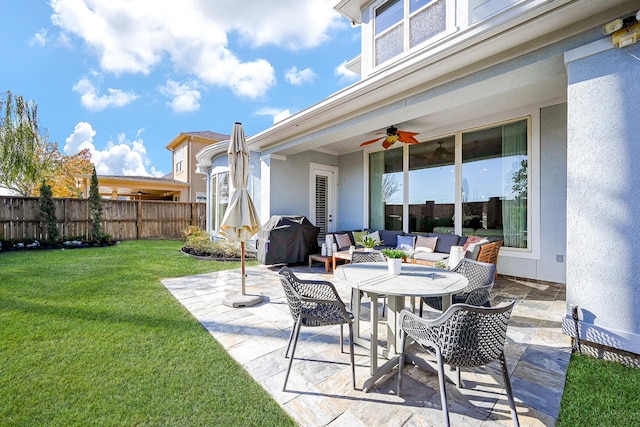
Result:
[95, 175, 189, 200]
[166, 131, 230, 150]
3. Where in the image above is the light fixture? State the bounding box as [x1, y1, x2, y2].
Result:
[603, 11, 640, 48]
[433, 141, 450, 160]
[612, 22, 640, 48]
[603, 18, 623, 35]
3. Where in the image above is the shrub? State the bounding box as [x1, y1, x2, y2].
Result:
[39, 180, 60, 244]
[182, 227, 248, 259]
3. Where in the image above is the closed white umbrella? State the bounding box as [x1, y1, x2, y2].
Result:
[220, 122, 262, 307]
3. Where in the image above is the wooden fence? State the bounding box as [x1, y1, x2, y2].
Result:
[0, 196, 206, 242]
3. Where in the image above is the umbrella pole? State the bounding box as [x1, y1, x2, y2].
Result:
[241, 241, 246, 295]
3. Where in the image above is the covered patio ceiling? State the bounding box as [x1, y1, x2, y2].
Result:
[254, 54, 567, 158]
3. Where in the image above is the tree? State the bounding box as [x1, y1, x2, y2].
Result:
[382, 174, 400, 202]
[39, 180, 60, 243]
[0, 91, 62, 196]
[43, 148, 93, 198]
[88, 167, 103, 241]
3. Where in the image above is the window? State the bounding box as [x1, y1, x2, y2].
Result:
[462, 119, 528, 248]
[368, 117, 530, 249]
[175, 147, 184, 174]
[369, 147, 404, 230]
[407, 135, 455, 232]
[210, 171, 229, 232]
[374, 0, 447, 66]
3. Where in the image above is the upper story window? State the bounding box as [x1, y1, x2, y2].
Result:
[175, 147, 184, 174]
[374, 0, 447, 66]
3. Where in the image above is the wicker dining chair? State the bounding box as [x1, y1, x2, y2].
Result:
[420, 258, 496, 315]
[397, 301, 519, 427]
[350, 250, 386, 264]
[278, 267, 356, 391]
[350, 250, 388, 316]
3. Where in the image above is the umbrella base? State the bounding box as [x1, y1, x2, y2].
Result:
[222, 293, 264, 308]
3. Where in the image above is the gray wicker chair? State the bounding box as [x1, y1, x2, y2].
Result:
[351, 250, 387, 316]
[278, 267, 355, 391]
[397, 301, 519, 427]
[420, 258, 496, 315]
[351, 250, 385, 263]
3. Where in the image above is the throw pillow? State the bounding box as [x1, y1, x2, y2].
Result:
[396, 235, 415, 252]
[465, 238, 489, 255]
[414, 235, 437, 253]
[462, 235, 485, 252]
[335, 233, 352, 249]
[352, 230, 368, 245]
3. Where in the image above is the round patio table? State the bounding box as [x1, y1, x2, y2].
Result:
[334, 262, 468, 391]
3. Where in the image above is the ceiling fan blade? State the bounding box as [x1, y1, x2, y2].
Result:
[382, 139, 394, 149]
[359, 137, 384, 147]
[396, 131, 419, 144]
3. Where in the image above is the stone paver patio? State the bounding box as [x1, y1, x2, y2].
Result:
[161, 263, 570, 426]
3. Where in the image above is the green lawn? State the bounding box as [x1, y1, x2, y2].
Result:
[0, 240, 294, 427]
[557, 353, 640, 426]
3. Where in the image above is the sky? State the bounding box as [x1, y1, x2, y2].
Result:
[1, 0, 361, 177]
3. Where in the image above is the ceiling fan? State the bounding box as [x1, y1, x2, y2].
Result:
[359, 125, 419, 149]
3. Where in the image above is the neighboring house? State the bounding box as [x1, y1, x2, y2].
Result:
[75, 131, 230, 201]
[84, 175, 189, 201]
[196, 0, 640, 356]
[166, 131, 231, 202]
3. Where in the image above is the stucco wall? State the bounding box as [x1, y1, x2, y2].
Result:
[566, 41, 640, 353]
[337, 151, 365, 230]
[539, 103, 568, 283]
[269, 151, 338, 218]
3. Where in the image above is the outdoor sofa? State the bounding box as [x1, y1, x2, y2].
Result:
[326, 227, 502, 266]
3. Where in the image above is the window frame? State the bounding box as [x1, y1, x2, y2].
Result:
[371, 0, 455, 68]
[363, 110, 539, 260]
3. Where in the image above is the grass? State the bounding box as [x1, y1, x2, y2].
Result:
[4, 240, 640, 426]
[0, 240, 293, 427]
[558, 353, 640, 426]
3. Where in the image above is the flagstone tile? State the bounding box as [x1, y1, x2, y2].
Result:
[161, 266, 570, 427]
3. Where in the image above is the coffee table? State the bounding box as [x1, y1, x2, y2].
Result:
[332, 250, 352, 271]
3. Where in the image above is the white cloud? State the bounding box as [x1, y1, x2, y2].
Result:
[64, 121, 164, 177]
[285, 66, 317, 86]
[255, 107, 285, 116]
[72, 76, 138, 111]
[335, 60, 359, 83]
[30, 29, 48, 47]
[49, 0, 344, 98]
[160, 79, 201, 113]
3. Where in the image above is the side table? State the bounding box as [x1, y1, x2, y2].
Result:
[308, 253, 331, 272]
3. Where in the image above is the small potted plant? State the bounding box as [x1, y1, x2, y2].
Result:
[357, 235, 382, 251]
[434, 261, 448, 269]
[381, 248, 406, 274]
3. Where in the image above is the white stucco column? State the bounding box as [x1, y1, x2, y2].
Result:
[564, 39, 640, 354]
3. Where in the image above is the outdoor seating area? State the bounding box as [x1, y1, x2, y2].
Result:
[162, 262, 570, 426]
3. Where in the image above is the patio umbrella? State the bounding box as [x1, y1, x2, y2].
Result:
[220, 122, 262, 307]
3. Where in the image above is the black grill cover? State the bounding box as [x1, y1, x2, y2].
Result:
[257, 215, 320, 265]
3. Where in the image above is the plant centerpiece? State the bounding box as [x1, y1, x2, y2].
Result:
[357, 235, 382, 251]
[381, 248, 406, 275]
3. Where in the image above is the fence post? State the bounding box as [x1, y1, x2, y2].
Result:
[136, 201, 143, 240]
